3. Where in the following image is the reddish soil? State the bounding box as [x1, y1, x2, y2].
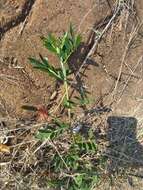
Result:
[0, 0, 113, 118]
[1, 0, 143, 189]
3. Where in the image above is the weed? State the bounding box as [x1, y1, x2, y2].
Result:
[35, 119, 106, 190]
[29, 25, 82, 113]
[28, 25, 106, 189]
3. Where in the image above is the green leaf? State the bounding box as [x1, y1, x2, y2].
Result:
[57, 69, 65, 81]
[36, 129, 52, 140]
[39, 54, 50, 67]
[29, 57, 49, 70]
[74, 175, 83, 187]
[29, 56, 64, 81]
[43, 41, 57, 54]
[54, 119, 69, 129]
[75, 35, 82, 49]
[66, 69, 72, 76]
[61, 32, 68, 49]
[46, 67, 62, 80]
[42, 34, 59, 54]
[69, 23, 75, 39]
[36, 121, 69, 141]
[29, 57, 42, 67]
[63, 98, 76, 108]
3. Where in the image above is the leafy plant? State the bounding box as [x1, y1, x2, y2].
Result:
[36, 121, 104, 190]
[29, 25, 82, 111]
[48, 132, 100, 189]
[36, 120, 69, 141]
[29, 24, 107, 190]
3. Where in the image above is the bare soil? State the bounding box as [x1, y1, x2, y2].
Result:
[1, 0, 143, 189]
[0, 0, 113, 118]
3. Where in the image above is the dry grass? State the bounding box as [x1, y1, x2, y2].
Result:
[1, 0, 143, 190]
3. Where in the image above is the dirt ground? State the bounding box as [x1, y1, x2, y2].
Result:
[1, 0, 143, 189]
[0, 0, 114, 118]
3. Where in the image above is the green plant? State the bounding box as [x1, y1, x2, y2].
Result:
[49, 131, 101, 189]
[29, 24, 107, 190]
[29, 25, 81, 111]
[35, 120, 69, 141]
[35, 121, 105, 190]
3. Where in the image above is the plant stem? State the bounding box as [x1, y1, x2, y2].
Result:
[60, 60, 71, 120]
[60, 60, 68, 99]
[64, 79, 69, 103]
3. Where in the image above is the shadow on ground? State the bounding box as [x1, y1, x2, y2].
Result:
[106, 116, 143, 174]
